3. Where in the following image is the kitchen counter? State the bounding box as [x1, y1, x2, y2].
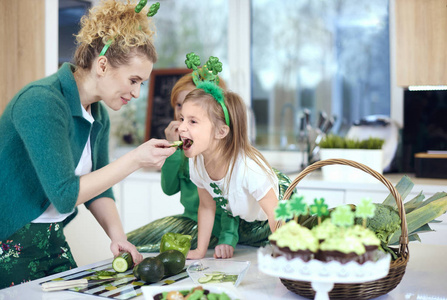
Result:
[1, 243, 446, 300]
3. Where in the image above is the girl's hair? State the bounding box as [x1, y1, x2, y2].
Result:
[170, 73, 227, 109]
[184, 89, 274, 187]
[74, 0, 157, 70]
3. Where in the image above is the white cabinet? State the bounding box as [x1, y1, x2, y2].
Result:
[117, 169, 447, 245]
[116, 169, 183, 233]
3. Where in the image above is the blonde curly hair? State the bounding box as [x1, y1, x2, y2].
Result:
[74, 0, 157, 69]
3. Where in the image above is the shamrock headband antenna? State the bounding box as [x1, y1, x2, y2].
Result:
[99, 1, 160, 57]
[184, 52, 230, 127]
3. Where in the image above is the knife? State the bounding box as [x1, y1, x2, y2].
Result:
[41, 278, 115, 292]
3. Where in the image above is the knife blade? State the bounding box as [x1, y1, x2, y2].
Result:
[41, 278, 115, 292]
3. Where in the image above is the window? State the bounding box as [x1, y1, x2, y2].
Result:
[251, 0, 391, 149]
[116, 0, 229, 145]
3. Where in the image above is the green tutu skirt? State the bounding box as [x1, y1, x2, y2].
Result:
[127, 169, 292, 252]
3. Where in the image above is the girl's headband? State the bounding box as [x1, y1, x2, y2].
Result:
[99, 1, 160, 57]
[184, 52, 230, 127]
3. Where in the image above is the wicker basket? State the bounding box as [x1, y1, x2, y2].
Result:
[277, 158, 409, 300]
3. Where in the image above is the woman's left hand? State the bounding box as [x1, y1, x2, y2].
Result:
[110, 239, 143, 265]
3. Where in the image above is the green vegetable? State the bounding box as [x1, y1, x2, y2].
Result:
[112, 252, 133, 273]
[186, 289, 204, 300]
[160, 232, 192, 257]
[357, 203, 401, 244]
[156, 249, 186, 276]
[170, 141, 183, 148]
[135, 257, 165, 283]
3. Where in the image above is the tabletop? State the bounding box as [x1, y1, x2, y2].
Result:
[1, 243, 446, 300]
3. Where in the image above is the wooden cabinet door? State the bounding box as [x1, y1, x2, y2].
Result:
[0, 0, 46, 115]
[395, 0, 447, 86]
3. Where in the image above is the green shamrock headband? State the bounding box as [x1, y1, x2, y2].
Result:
[184, 52, 230, 127]
[99, 1, 160, 57]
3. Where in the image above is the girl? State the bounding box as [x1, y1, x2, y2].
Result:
[0, 0, 175, 288]
[126, 73, 241, 259]
[178, 83, 281, 259]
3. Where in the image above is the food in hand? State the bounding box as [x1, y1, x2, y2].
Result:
[170, 141, 183, 148]
[160, 232, 192, 257]
[112, 251, 133, 273]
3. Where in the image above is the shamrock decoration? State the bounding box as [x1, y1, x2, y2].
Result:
[275, 200, 293, 225]
[288, 194, 308, 222]
[213, 196, 228, 210]
[205, 56, 223, 75]
[210, 183, 222, 195]
[331, 205, 355, 227]
[147, 2, 160, 17]
[135, 0, 147, 13]
[185, 52, 201, 71]
[355, 198, 376, 227]
[309, 198, 329, 225]
[135, 1, 160, 17]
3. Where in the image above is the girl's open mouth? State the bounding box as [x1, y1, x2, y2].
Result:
[182, 138, 194, 150]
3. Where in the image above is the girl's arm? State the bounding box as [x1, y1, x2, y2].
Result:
[187, 188, 216, 259]
[258, 188, 279, 233]
[88, 197, 143, 264]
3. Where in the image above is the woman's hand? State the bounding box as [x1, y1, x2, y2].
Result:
[110, 239, 143, 265]
[164, 120, 181, 142]
[132, 138, 176, 169]
[186, 248, 207, 260]
[213, 244, 234, 259]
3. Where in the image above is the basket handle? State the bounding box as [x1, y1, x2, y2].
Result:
[280, 158, 409, 256]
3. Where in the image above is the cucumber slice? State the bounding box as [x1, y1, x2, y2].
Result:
[197, 275, 213, 283]
[112, 252, 133, 273]
[170, 141, 183, 147]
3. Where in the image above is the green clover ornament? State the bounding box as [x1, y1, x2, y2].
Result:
[135, 0, 147, 13]
[205, 56, 223, 75]
[288, 194, 308, 221]
[331, 205, 355, 227]
[309, 198, 329, 225]
[275, 200, 293, 223]
[355, 198, 376, 227]
[185, 52, 201, 71]
[147, 2, 160, 17]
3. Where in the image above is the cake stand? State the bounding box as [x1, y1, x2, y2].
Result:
[257, 246, 391, 300]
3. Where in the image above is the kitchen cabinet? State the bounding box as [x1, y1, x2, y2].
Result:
[0, 0, 46, 114]
[395, 0, 447, 86]
[116, 169, 183, 233]
[116, 170, 447, 246]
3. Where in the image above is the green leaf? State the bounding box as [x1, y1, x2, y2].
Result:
[382, 175, 414, 207]
[404, 191, 425, 213]
[388, 196, 447, 245]
[419, 192, 447, 208]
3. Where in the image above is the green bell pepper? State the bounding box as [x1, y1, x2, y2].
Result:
[160, 232, 192, 257]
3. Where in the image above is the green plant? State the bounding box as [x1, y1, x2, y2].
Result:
[319, 134, 385, 149]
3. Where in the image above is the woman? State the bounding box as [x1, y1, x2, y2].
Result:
[0, 0, 175, 289]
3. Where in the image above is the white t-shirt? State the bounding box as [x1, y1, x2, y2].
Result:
[189, 153, 279, 222]
[32, 105, 94, 223]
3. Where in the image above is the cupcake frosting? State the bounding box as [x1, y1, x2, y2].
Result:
[269, 221, 319, 252]
[311, 218, 338, 241]
[319, 230, 366, 255]
[346, 225, 381, 247]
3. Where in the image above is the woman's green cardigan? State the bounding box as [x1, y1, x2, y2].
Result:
[0, 63, 114, 240]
